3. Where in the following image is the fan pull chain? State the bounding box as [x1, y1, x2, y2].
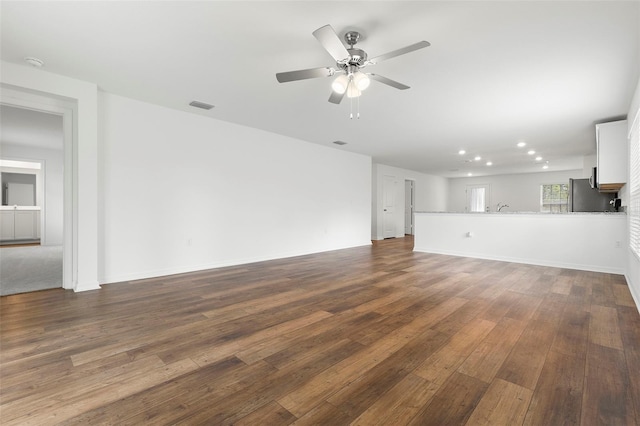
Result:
[357, 95, 360, 119]
[350, 83, 354, 120]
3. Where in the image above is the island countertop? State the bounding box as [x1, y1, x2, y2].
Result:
[0, 206, 41, 211]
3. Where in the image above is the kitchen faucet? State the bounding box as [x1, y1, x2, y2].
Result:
[497, 203, 509, 212]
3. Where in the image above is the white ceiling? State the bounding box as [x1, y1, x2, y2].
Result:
[1, 1, 638, 177]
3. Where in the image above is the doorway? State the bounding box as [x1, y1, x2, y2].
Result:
[404, 180, 414, 235]
[383, 175, 396, 238]
[0, 103, 66, 295]
[466, 184, 491, 212]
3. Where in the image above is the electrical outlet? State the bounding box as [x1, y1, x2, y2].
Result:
[615, 240, 621, 248]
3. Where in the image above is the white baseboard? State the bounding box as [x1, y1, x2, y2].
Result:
[413, 246, 626, 275]
[100, 241, 373, 285]
[74, 280, 101, 292]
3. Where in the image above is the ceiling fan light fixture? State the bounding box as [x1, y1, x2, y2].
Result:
[346, 82, 361, 98]
[332, 74, 349, 94]
[353, 71, 370, 90]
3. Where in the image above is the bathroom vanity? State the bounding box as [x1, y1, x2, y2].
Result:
[0, 206, 41, 244]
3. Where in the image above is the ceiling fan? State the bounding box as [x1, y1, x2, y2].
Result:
[276, 25, 430, 105]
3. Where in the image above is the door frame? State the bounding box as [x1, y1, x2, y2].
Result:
[404, 179, 415, 235]
[1, 91, 75, 290]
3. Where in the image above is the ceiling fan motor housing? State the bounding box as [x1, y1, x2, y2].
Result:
[346, 48, 367, 66]
[337, 31, 368, 70]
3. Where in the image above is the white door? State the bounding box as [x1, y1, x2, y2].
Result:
[466, 184, 491, 212]
[404, 180, 414, 235]
[383, 175, 396, 238]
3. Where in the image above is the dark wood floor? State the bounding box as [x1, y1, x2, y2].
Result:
[1, 237, 639, 425]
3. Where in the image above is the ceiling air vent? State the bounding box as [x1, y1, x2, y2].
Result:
[189, 100, 214, 110]
[333, 141, 347, 146]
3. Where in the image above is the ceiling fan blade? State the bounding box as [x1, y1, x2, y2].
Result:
[276, 67, 334, 83]
[368, 41, 430, 64]
[369, 74, 410, 90]
[312, 25, 350, 62]
[328, 90, 345, 104]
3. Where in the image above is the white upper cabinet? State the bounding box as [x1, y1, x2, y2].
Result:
[596, 120, 628, 192]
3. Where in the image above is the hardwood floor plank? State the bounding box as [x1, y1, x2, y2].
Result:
[191, 310, 333, 367]
[550, 275, 574, 295]
[290, 402, 351, 426]
[495, 319, 559, 390]
[261, 311, 375, 369]
[523, 349, 585, 426]
[429, 297, 491, 336]
[413, 318, 496, 385]
[325, 328, 449, 419]
[6, 358, 198, 426]
[234, 401, 296, 426]
[457, 316, 527, 383]
[582, 342, 636, 425]
[550, 302, 590, 359]
[590, 279, 617, 307]
[617, 305, 640, 423]
[612, 283, 638, 307]
[1, 236, 638, 425]
[175, 338, 364, 424]
[2, 355, 168, 422]
[61, 355, 250, 425]
[278, 297, 468, 418]
[465, 378, 533, 426]
[530, 291, 568, 324]
[478, 290, 523, 322]
[589, 304, 624, 350]
[115, 359, 277, 425]
[350, 373, 440, 426]
[407, 371, 489, 425]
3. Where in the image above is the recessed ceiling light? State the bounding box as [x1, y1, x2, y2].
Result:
[542, 165, 549, 169]
[474, 156, 481, 161]
[535, 156, 542, 161]
[467, 172, 473, 176]
[24, 56, 44, 68]
[486, 161, 492, 166]
[517, 142, 526, 148]
[458, 149, 466, 155]
[527, 150, 536, 155]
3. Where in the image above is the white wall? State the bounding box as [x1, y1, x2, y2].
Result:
[372, 163, 448, 240]
[448, 169, 583, 213]
[0, 144, 63, 245]
[99, 93, 372, 283]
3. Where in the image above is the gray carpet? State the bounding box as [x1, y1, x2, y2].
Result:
[0, 245, 63, 296]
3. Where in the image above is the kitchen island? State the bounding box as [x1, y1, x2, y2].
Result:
[414, 211, 627, 274]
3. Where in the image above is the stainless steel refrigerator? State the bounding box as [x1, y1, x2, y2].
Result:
[569, 178, 617, 212]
